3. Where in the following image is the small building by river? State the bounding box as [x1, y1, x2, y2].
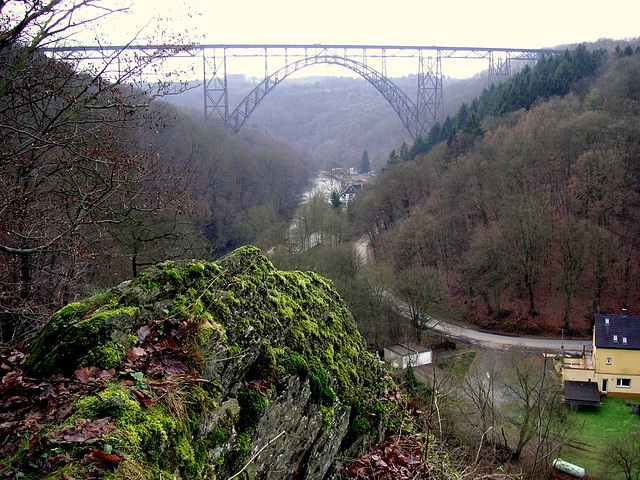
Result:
[384, 343, 433, 369]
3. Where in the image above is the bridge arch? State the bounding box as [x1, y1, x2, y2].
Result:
[226, 55, 428, 140]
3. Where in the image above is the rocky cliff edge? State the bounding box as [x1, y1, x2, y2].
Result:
[1, 246, 392, 479]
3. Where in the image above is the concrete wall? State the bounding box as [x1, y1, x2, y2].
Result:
[384, 347, 432, 369]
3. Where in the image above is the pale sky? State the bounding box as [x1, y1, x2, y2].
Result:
[74, 0, 638, 80]
[97, 0, 639, 48]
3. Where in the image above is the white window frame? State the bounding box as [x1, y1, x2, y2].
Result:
[616, 378, 631, 388]
[613, 334, 619, 342]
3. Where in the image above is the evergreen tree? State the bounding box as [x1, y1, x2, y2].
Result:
[360, 149, 370, 174]
[462, 111, 484, 136]
[409, 135, 425, 159]
[330, 190, 342, 209]
[400, 142, 410, 162]
[387, 149, 399, 167]
[413, 44, 605, 159]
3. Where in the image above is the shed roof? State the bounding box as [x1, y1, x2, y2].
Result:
[563, 381, 601, 406]
[385, 343, 431, 356]
[594, 312, 640, 350]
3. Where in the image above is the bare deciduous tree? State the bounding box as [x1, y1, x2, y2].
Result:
[501, 353, 570, 477]
[606, 431, 640, 480]
[0, 0, 195, 343]
[393, 265, 446, 343]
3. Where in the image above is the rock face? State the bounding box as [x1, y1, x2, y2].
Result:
[15, 246, 390, 479]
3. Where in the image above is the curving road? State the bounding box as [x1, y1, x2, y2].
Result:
[426, 319, 591, 354]
[355, 236, 592, 354]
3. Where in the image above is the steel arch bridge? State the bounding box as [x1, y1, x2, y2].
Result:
[44, 44, 563, 140]
[201, 45, 562, 140]
[224, 54, 430, 138]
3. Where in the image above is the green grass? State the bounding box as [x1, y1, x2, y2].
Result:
[560, 397, 640, 479]
[436, 351, 476, 378]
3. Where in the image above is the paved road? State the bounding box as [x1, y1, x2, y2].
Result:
[426, 318, 591, 353]
[355, 236, 591, 354]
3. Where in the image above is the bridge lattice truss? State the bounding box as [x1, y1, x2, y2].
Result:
[202, 45, 561, 140]
[45, 44, 562, 140]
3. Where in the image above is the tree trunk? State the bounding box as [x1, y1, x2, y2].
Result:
[19, 252, 31, 300]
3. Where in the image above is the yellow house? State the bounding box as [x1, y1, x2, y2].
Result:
[563, 310, 640, 401]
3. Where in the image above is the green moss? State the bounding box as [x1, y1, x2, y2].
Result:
[80, 305, 139, 327]
[320, 405, 334, 429]
[53, 301, 87, 321]
[208, 299, 232, 325]
[66, 379, 221, 478]
[171, 290, 205, 319]
[165, 269, 183, 285]
[57, 290, 117, 320]
[19, 245, 393, 477]
[185, 260, 207, 277]
[172, 432, 196, 474]
[86, 341, 126, 369]
[309, 365, 336, 407]
[279, 349, 308, 377]
[342, 392, 386, 448]
[321, 344, 335, 369]
[192, 315, 218, 346]
[188, 384, 220, 412]
[247, 342, 279, 383]
[237, 390, 269, 432]
[233, 429, 254, 467]
[24, 304, 138, 377]
[209, 408, 237, 447]
[208, 425, 232, 449]
[24, 291, 114, 368]
[285, 326, 306, 348]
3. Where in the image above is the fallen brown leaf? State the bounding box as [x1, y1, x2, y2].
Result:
[88, 448, 121, 470]
[132, 389, 155, 408]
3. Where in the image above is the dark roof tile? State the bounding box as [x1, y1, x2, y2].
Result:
[563, 381, 601, 404]
[594, 313, 640, 350]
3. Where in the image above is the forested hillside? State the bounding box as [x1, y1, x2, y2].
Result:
[168, 73, 490, 172]
[0, 34, 312, 344]
[5, 3, 640, 478]
[354, 43, 640, 336]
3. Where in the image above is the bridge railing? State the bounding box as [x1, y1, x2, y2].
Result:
[42, 43, 565, 138]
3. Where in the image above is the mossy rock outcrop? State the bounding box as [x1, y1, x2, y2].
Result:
[10, 246, 391, 479]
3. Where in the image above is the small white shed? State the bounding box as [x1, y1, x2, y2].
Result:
[384, 343, 432, 369]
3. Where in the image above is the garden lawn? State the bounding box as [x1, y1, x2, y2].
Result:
[560, 396, 640, 479]
[436, 351, 475, 378]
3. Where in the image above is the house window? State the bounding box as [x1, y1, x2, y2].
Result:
[623, 337, 628, 345]
[605, 317, 610, 325]
[606, 357, 612, 365]
[617, 378, 631, 388]
[613, 335, 619, 342]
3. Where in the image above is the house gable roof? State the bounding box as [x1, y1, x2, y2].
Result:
[594, 312, 640, 350]
[340, 184, 362, 196]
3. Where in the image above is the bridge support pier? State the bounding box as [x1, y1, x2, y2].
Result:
[42, 43, 560, 140]
[417, 51, 444, 137]
[203, 47, 229, 124]
[197, 44, 559, 139]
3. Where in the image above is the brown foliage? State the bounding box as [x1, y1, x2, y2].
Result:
[0, 312, 213, 477]
[358, 53, 640, 336]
